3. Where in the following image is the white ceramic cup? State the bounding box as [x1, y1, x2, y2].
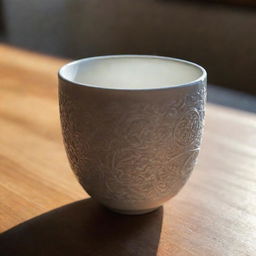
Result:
[58, 55, 207, 215]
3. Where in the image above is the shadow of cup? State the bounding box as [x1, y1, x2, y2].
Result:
[0, 198, 163, 256]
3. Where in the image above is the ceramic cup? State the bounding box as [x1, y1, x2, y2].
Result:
[58, 55, 207, 215]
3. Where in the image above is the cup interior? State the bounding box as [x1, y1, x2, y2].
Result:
[59, 55, 206, 90]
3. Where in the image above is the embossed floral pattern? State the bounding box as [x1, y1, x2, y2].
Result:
[59, 89, 89, 180]
[59, 84, 206, 204]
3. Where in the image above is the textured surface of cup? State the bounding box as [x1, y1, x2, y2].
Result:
[58, 55, 207, 214]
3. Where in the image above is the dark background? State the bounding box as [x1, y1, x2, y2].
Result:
[0, 0, 256, 95]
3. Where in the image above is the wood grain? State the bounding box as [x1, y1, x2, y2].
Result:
[0, 44, 256, 255]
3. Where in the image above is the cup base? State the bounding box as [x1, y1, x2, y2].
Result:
[107, 206, 160, 215]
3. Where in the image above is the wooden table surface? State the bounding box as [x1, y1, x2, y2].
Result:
[0, 44, 256, 256]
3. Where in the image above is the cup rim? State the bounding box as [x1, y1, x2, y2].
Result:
[58, 55, 207, 91]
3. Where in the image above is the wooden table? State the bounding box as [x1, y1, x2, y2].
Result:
[0, 44, 255, 256]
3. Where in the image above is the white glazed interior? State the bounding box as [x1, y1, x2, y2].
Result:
[59, 55, 206, 90]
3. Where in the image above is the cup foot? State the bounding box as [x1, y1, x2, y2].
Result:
[107, 206, 160, 215]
